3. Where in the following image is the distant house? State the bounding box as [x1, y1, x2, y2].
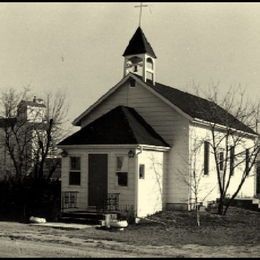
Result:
[0, 97, 61, 180]
[58, 27, 258, 217]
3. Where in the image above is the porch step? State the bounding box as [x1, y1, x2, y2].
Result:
[59, 210, 121, 225]
[59, 216, 101, 225]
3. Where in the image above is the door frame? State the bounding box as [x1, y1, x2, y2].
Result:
[88, 153, 109, 207]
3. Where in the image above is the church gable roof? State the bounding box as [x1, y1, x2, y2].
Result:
[140, 77, 255, 135]
[59, 105, 169, 147]
[72, 73, 255, 135]
[123, 27, 157, 58]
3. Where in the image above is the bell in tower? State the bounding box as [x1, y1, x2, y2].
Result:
[122, 27, 157, 85]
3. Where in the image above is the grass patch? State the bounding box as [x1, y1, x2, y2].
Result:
[68, 207, 259, 247]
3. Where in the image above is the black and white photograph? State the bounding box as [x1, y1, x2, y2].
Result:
[0, 2, 259, 258]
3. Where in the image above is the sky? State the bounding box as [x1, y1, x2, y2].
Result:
[0, 2, 260, 127]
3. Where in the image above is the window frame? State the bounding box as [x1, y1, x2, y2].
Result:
[219, 150, 224, 172]
[230, 146, 235, 176]
[139, 164, 145, 179]
[69, 156, 81, 186]
[115, 155, 129, 187]
[245, 148, 250, 176]
[116, 171, 128, 187]
[204, 141, 210, 176]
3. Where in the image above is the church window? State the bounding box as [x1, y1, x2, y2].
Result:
[116, 156, 128, 186]
[117, 172, 128, 186]
[230, 146, 235, 176]
[69, 156, 81, 185]
[204, 141, 210, 175]
[219, 151, 224, 171]
[139, 164, 145, 179]
[245, 149, 250, 176]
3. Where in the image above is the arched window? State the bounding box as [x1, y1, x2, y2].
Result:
[146, 58, 153, 70]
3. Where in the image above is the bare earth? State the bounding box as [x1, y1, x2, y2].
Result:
[0, 221, 259, 258]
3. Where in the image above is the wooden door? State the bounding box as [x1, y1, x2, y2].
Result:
[88, 154, 108, 207]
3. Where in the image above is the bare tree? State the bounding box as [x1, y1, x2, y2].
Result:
[0, 88, 70, 181]
[192, 84, 260, 215]
[178, 134, 216, 227]
[32, 91, 70, 180]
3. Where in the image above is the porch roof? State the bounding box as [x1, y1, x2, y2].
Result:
[59, 106, 170, 147]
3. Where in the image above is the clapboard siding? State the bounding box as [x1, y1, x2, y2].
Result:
[79, 81, 190, 204]
[137, 150, 165, 217]
[189, 124, 256, 205]
[61, 148, 136, 211]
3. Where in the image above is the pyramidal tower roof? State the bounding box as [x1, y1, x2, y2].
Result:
[122, 27, 156, 58]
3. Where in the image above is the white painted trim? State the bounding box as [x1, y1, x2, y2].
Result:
[192, 118, 257, 139]
[58, 144, 139, 150]
[139, 144, 171, 151]
[58, 144, 171, 152]
[135, 150, 139, 216]
[72, 73, 193, 126]
[72, 74, 132, 126]
[131, 74, 193, 121]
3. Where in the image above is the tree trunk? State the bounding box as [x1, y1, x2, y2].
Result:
[217, 196, 225, 215]
[196, 205, 200, 227]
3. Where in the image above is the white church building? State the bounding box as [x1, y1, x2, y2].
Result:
[58, 27, 258, 218]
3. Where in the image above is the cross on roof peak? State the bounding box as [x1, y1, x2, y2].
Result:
[134, 2, 148, 27]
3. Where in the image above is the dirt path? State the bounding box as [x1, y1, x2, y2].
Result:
[0, 237, 141, 257]
[0, 222, 258, 257]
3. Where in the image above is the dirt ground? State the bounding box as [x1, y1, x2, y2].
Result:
[0, 207, 259, 257]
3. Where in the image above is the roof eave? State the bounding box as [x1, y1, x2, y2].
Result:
[192, 118, 257, 138]
[58, 144, 170, 151]
[72, 74, 132, 126]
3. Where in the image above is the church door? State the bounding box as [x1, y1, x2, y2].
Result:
[88, 154, 108, 207]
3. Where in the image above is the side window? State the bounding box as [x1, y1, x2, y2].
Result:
[230, 146, 235, 176]
[245, 149, 250, 175]
[139, 164, 145, 179]
[204, 141, 210, 175]
[219, 151, 224, 171]
[69, 157, 81, 185]
[117, 172, 128, 186]
[116, 156, 128, 187]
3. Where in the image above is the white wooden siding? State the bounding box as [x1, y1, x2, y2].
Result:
[137, 150, 165, 217]
[189, 124, 256, 206]
[79, 81, 190, 205]
[61, 147, 136, 212]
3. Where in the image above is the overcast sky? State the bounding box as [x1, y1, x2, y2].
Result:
[0, 3, 259, 125]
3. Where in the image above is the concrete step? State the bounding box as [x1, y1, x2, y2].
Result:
[59, 210, 121, 225]
[62, 211, 105, 219]
[59, 216, 100, 225]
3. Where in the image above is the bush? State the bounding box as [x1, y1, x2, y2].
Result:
[0, 177, 61, 222]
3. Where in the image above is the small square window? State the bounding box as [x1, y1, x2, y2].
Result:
[139, 164, 145, 179]
[69, 171, 81, 185]
[117, 172, 128, 186]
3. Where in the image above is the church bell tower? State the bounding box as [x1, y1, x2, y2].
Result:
[123, 27, 157, 85]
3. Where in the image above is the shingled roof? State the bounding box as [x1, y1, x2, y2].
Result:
[123, 27, 157, 58]
[135, 75, 255, 135]
[59, 106, 169, 147]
